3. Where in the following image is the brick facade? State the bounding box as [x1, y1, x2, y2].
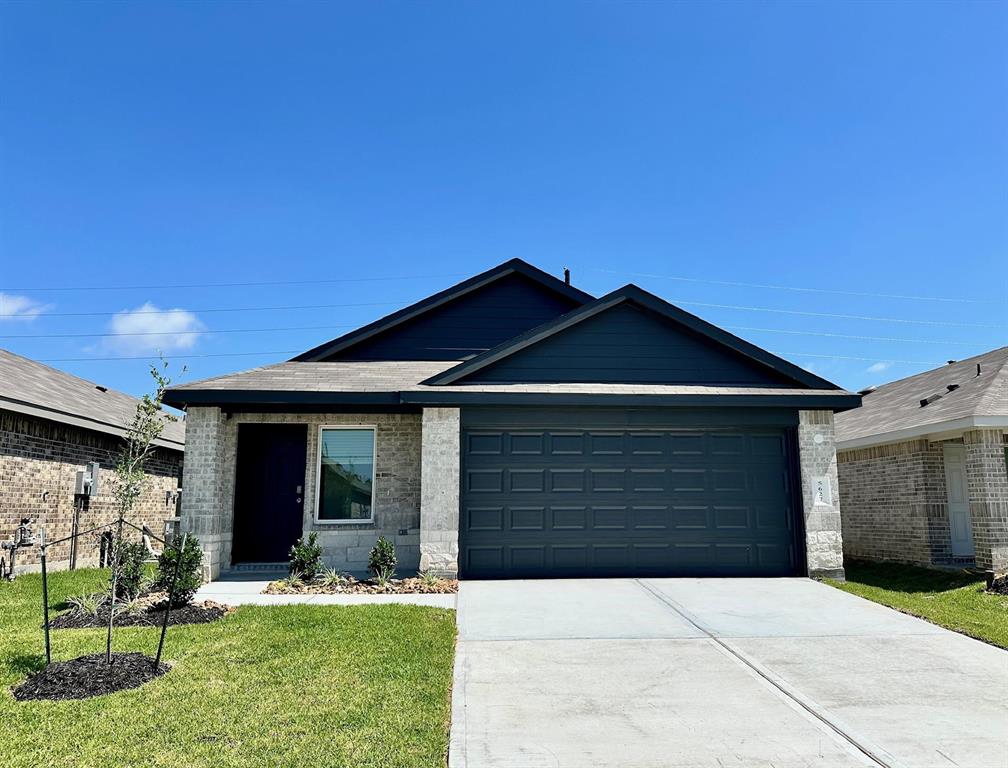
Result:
[838, 431, 1008, 572]
[182, 408, 422, 580]
[837, 439, 951, 567]
[963, 429, 1008, 572]
[185, 406, 849, 581]
[0, 409, 183, 572]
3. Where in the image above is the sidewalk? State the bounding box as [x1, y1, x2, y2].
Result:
[194, 570, 456, 609]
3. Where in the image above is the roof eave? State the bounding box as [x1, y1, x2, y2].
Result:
[162, 387, 861, 412]
[837, 415, 1008, 451]
[0, 397, 185, 451]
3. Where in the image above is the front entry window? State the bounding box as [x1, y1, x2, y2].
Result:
[316, 427, 375, 522]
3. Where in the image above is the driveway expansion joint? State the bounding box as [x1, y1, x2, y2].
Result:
[634, 579, 904, 768]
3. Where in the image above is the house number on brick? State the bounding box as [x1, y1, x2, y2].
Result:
[813, 476, 832, 506]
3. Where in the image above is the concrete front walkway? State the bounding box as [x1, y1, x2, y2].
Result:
[193, 571, 456, 609]
[452, 578, 1008, 768]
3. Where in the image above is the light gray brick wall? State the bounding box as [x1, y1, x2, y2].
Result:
[419, 407, 460, 578]
[963, 429, 1008, 573]
[181, 408, 421, 580]
[797, 410, 845, 579]
[837, 438, 952, 567]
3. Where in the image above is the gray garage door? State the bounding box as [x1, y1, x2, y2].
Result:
[460, 423, 802, 578]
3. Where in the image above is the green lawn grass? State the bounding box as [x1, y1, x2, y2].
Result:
[1, 569, 456, 768]
[826, 560, 1008, 649]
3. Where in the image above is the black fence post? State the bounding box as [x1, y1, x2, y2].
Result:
[40, 530, 51, 667]
[105, 514, 125, 664]
[154, 532, 187, 671]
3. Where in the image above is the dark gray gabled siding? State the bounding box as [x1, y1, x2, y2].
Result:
[465, 303, 797, 386]
[332, 273, 583, 361]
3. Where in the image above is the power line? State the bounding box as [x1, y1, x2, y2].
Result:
[723, 326, 979, 347]
[6, 295, 1004, 329]
[0, 272, 468, 293]
[37, 350, 302, 363]
[34, 347, 936, 367]
[0, 324, 356, 339]
[774, 351, 937, 365]
[0, 322, 983, 347]
[670, 298, 1008, 329]
[0, 300, 403, 319]
[590, 267, 1001, 305]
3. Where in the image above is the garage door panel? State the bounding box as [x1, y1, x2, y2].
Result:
[460, 424, 801, 578]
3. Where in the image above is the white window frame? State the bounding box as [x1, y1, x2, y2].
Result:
[314, 425, 377, 525]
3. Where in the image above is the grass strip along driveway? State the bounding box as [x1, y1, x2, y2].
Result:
[1, 569, 455, 768]
[826, 559, 1008, 649]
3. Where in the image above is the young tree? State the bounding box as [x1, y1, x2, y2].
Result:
[106, 359, 180, 662]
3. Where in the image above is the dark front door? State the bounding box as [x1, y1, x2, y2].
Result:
[459, 412, 802, 579]
[232, 423, 307, 564]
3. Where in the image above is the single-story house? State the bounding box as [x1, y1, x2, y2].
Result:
[163, 259, 861, 581]
[836, 348, 1008, 574]
[0, 348, 185, 572]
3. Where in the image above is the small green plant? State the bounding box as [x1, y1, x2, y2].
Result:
[67, 592, 105, 616]
[418, 570, 440, 588]
[320, 567, 349, 589]
[368, 536, 397, 582]
[114, 596, 145, 617]
[111, 540, 147, 601]
[283, 572, 305, 591]
[289, 532, 322, 579]
[154, 534, 204, 608]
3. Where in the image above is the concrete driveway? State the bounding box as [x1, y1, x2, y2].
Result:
[451, 578, 1008, 768]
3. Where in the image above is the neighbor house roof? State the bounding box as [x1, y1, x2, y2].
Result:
[835, 346, 1008, 449]
[164, 360, 860, 410]
[0, 348, 185, 450]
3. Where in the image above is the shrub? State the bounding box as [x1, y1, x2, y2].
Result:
[111, 540, 147, 601]
[368, 536, 397, 581]
[289, 532, 322, 579]
[154, 535, 204, 608]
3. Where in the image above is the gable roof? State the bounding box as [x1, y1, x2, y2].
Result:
[0, 348, 185, 450]
[836, 346, 1008, 449]
[425, 284, 843, 391]
[292, 258, 594, 362]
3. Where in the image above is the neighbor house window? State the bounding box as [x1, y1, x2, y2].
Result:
[316, 427, 375, 522]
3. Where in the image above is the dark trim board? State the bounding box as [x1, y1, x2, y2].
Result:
[166, 389, 861, 411]
[461, 406, 802, 429]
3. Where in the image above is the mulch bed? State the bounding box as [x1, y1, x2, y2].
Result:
[50, 600, 228, 629]
[265, 575, 458, 595]
[987, 575, 1008, 595]
[12, 652, 169, 701]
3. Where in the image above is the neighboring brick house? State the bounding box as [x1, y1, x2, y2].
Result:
[164, 259, 860, 582]
[835, 347, 1008, 574]
[0, 349, 185, 573]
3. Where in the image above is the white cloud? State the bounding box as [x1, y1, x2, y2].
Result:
[0, 293, 48, 321]
[102, 303, 205, 354]
[866, 361, 892, 374]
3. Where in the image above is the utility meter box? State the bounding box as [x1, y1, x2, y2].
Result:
[74, 461, 101, 497]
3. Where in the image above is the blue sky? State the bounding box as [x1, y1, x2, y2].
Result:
[1, 1, 1005, 397]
